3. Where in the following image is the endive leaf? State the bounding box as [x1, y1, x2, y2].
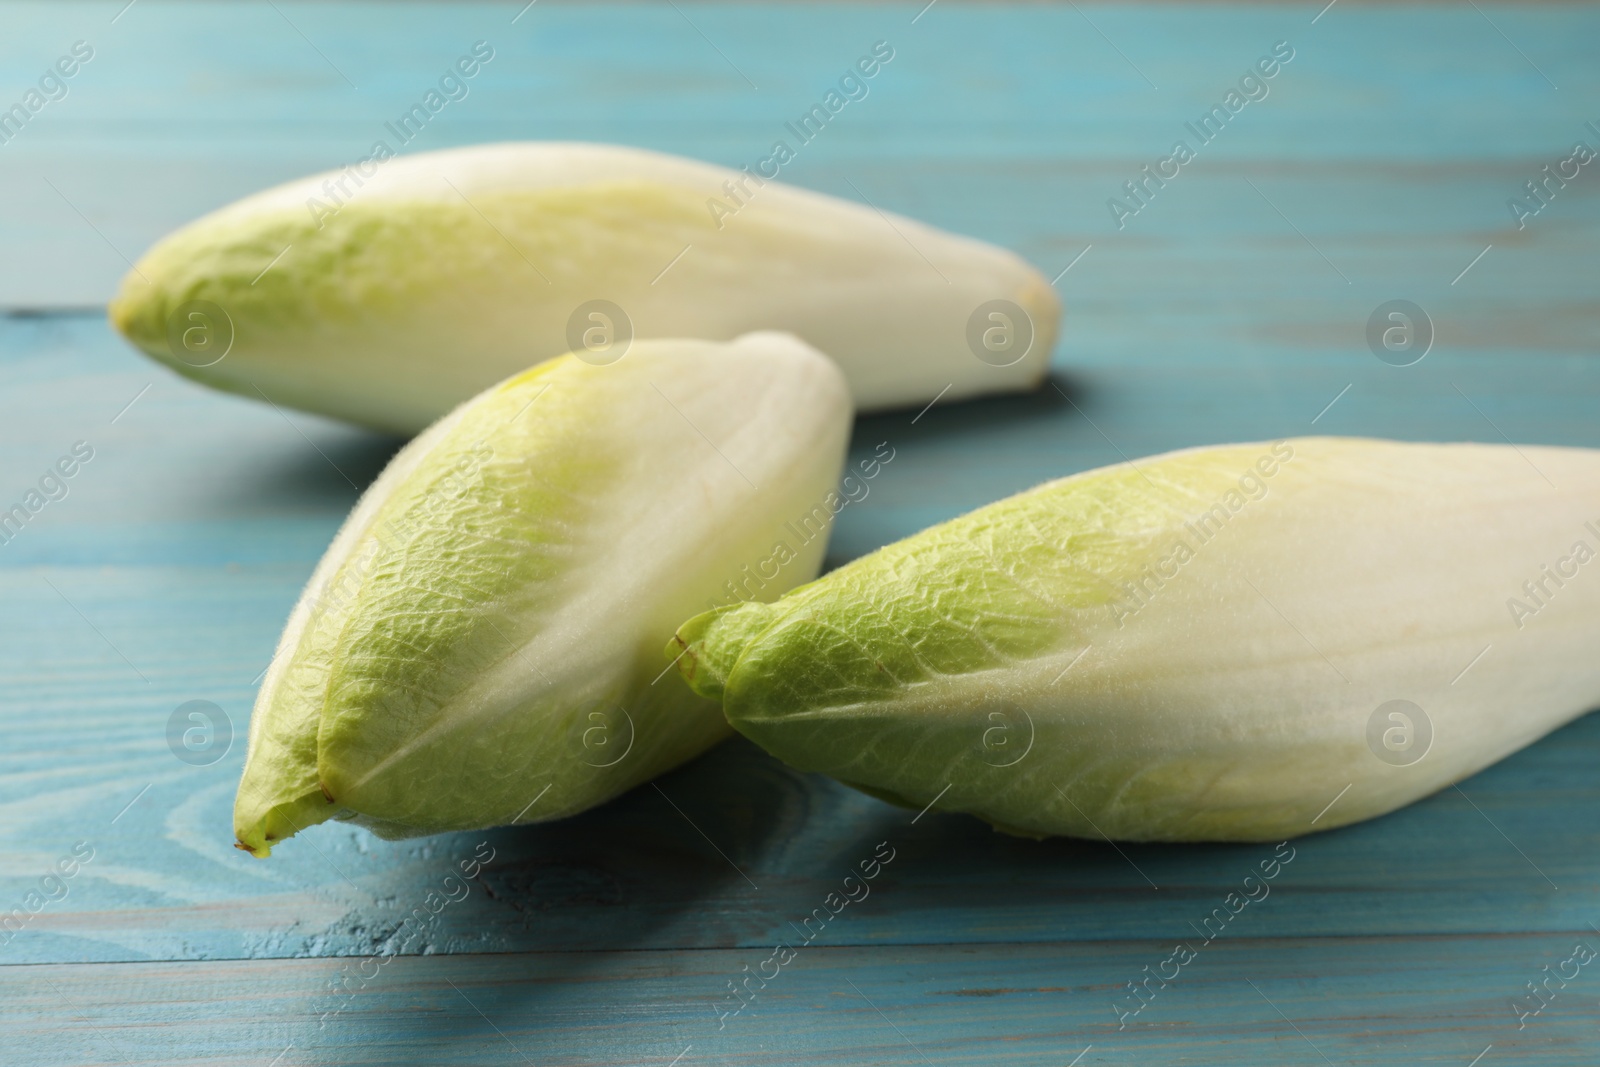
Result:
[676, 437, 1600, 841]
[109, 142, 1059, 433]
[235, 332, 851, 856]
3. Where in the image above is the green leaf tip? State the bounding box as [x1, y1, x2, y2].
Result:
[233, 787, 338, 859]
[670, 601, 776, 702]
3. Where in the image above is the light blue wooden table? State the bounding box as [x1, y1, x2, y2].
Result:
[3, 2, 1600, 1063]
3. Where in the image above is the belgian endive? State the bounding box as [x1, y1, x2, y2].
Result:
[674, 437, 1600, 842]
[235, 332, 851, 856]
[109, 142, 1059, 434]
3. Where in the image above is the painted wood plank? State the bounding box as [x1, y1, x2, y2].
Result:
[8, 934, 1600, 1065]
[0, 3, 1596, 305]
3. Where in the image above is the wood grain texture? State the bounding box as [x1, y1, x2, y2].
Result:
[2, 2, 1600, 1064]
[10, 935, 1600, 1066]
